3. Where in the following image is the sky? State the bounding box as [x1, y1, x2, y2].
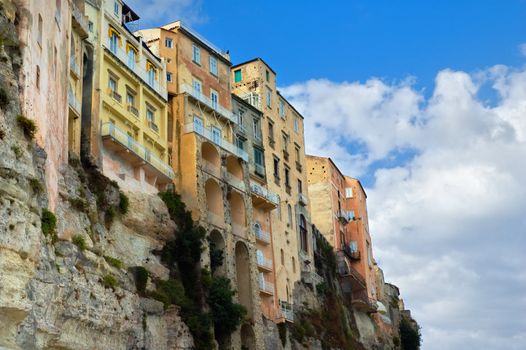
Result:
[127, 1, 526, 349]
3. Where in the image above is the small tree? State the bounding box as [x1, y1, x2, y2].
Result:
[399, 317, 422, 350]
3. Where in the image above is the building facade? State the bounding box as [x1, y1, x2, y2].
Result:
[15, 0, 93, 209]
[231, 58, 314, 322]
[139, 22, 264, 349]
[85, 0, 173, 194]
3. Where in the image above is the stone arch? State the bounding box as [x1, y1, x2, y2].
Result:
[202, 141, 220, 167]
[205, 178, 224, 225]
[226, 155, 244, 180]
[209, 229, 225, 276]
[229, 190, 246, 226]
[240, 323, 256, 350]
[235, 241, 253, 319]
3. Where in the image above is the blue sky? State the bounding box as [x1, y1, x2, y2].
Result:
[129, 1, 526, 349]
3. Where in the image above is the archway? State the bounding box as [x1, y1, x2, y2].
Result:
[209, 230, 225, 276]
[202, 141, 220, 167]
[205, 178, 224, 226]
[240, 323, 256, 350]
[235, 241, 253, 319]
[229, 190, 246, 236]
[226, 155, 243, 180]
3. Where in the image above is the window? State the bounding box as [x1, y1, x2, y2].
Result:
[147, 66, 156, 86]
[268, 121, 274, 141]
[345, 187, 353, 198]
[297, 179, 303, 194]
[284, 167, 290, 188]
[238, 110, 244, 129]
[292, 257, 296, 273]
[193, 115, 204, 133]
[253, 119, 261, 140]
[287, 204, 292, 226]
[266, 69, 270, 82]
[167, 72, 173, 82]
[347, 210, 355, 220]
[192, 44, 200, 64]
[266, 87, 272, 108]
[147, 107, 157, 132]
[282, 133, 289, 151]
[108, 77, 117, 92]
[113, 1, 119, 16]
[192, 78, 202, 96]
[273, 157, 280, 180]
[295, 147, 300, 162]
[254, 148, 264, 167]
[88, 21, 94, 32]
[109, 30, 119, 53]
[165, 38, 173, 48]
[36, 66, 40, 89]
[126, 92, 135, 106]
[280, 249, 284, 265]
[212, 126, 221, 144]
[294, 117, 299, 133]
[210, 89, 218, 110]
[37, 15, 43, 47]
[279, 100, 285, 118]
[209, 56, 218, 76]
[300, 215, 308, 253]
[234, 69, 242, 82]
[236, 137, 244, 150]
[127, 45, 137, 69]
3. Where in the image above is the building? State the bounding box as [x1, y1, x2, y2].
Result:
[138, 21, 264, 349]
[231, 58, 314, 323]
[306, 156, 377, 312]
[15, 0, 93, 209]
[85, 0, 173, 193]
[232, 93, 280, 321]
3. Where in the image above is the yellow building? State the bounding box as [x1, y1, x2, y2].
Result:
[139, 22, 264, 349]
[85, 0, 173, 193]
[231, 58, 314, 323]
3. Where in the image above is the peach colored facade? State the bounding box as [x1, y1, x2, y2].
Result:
[15, 0, 91, 209]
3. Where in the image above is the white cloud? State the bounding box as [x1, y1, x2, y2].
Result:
[282, 66, 526, 350]
[125, 0, 207, 27]
[519, 43, 526, 58]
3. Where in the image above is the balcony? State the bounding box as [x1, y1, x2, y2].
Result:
[279, 301, 294, 322]
[256, 254, 273, 271]
[207, 211, 225, 229]
[103, 39, 167, 100]
[225, 172, 245, 191]
[100, 123, 175, 183]
[301, 270, 324, 287]
[127, 105, 139, 117]
[68, 87, 81, 116]
[338, 210, 354, 224]
[184, 123, 248, 162]
[254, 224, 271, 244]
[180, 84, 238, 124]
[298, 192, 308, 206]
[259, 279, 274, 295]
[69, 56, 80, 78]
[148, 120, 159, 134]
[250, 181, 279, 209]
[352, 289, 378, 313]
[202, 159, 221, 178]
[342, 241, 360, 261]
[71, 0, 89, 37]
[240, 92, 261, 110]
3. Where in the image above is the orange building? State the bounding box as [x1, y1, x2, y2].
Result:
[306, 155, 377, 312]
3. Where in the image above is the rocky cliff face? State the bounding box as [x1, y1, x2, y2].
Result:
[0, 7, 193, 349]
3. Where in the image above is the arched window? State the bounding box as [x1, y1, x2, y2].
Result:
[299, 214, 308, 253]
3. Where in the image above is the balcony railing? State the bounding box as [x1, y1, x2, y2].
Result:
[207, 211, 224, 228]
[259, 279, 274, 294]
[225, 173, 245, 191]
[280, 301, 294, 322]
[100, 122, 175, 180]
[240, 92, 261, 110]
[202, 160, 221, 178]
[68, 87, 81, 114]
[250, 181, 279, 206]
[103, 39, 167, 100]
[254, 224, 271, 244]
[69, 56, 80, 77]
[127, 105, 139, 117]
[180, 84, 238, 124]
[254, 163, 265, 177]
[184, 123, 248, 161]
[148, 120, 159, 133]
[298, 192, 308, 206]
[256, 254, 273, 270]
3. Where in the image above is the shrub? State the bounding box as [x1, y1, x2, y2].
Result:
[72, 235, 86, 251]
[207, 276, 246, 341]
[16, 115, 37, 139]
[393, 336, 400, 347]
[41, 209, 57, 237]
[277, 322, 287, 347]
[103, 274, 118, 290]
[316, 282, 328, 296]
[0, 88, 9, 109]
[104, 256, 123, 269]
[69, 197, 88, 212]
[399, 317, 422, 350]
[29, 178, 44, 194]
[105, 206, 116, 226]
[134, 266, 149, 295]
[119, 191, 129, 215]
[11, 145, 22, 158]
